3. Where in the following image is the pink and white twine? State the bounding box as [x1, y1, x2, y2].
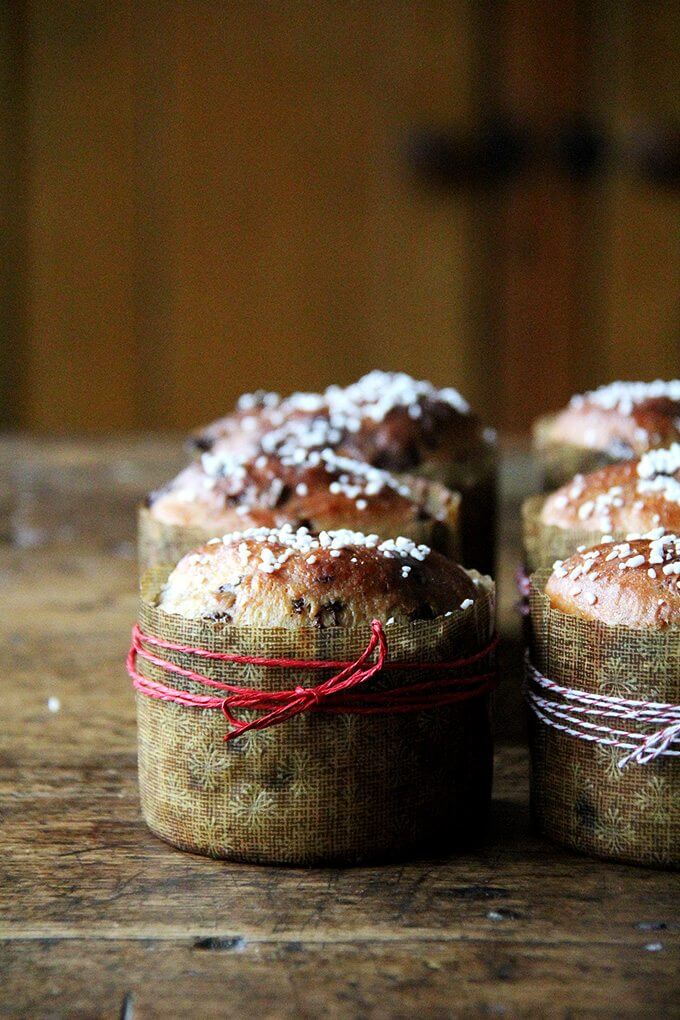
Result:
[515, 566, 532, 618]
[525, 656, 680, 769]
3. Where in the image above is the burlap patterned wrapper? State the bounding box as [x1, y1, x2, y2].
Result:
[528, 570, 680, 867]
[532, 414, 621, 492]
[137, 481, 462, 575]
[521, 494, 630, 574]
[135, 568, 496, 865]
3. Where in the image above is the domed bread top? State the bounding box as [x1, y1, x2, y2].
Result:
[147, 447, 456, 537]
[545, 380, 680, 457]
[189, 389, 323, 459]
[191, 371, 495, 470]
[545, 533, 680, 628]
[158, 526, 481, 627]
[540, 444, 680, 534]
[322, 371, 493, 471]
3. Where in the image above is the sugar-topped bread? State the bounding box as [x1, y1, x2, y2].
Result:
[540, 444, 680, 535]
[321, 370, 492, 472]
[147, 447, 457, 549]
[191, 370, 495, 475]
[545, 533, 680, 628]
[158, 526, 484, 627]
[190, 389, 323, 459]
[544, 381, 680, 458]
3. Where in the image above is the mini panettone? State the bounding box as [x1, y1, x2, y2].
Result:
[132, 526, 497, 865]
[191, 371, 497, 574]
[192, 372, 490, 470]
[158, 527, 478, 625]
[545, 535, 680, 628]
[532, 380, 680, 490]
[527, 534, 680, 866]
[139, 446, 460, 570]
[522, 443, 680, 572]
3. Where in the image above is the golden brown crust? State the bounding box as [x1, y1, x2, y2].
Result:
[545, 535, 680, 628]
[190, 372, 494, 474]
[540, 455, 680, 535]
[147, 451, 457, 541]
[189, 402, 320, 460]
[544, 382, 680, 457]
[158, 527, 482, 626]
[335, 405, 487, 473]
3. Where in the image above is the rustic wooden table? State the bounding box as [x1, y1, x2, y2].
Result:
[0, 437, 677, 1018]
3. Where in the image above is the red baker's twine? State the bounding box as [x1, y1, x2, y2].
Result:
[525, 654, 680, 768]
[127, 621, 499, 742]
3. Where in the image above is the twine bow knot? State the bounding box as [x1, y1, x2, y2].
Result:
[218, 620, 387, 739]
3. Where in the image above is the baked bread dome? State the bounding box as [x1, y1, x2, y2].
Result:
[545, 381, 680, 457]
[325, 372, 497, 576]
[194, 371, 495, 477]
[540, 443, 680, 535]
[323, 370, 493, 475]
[533, 380, 680, 490]
[191, 371, 497, 574]
[522, 444, 680, 574]
[141, 446, 460, 571]
[190, 389, 326, 459]
[159, 525, 482, 627]
[545, 533, 680, 628]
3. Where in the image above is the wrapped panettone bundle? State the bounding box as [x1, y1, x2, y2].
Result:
[532, 380, 680, 491]
[527, 535, 680, 866]
[139, 446, 460, 571]
[522, 443, 680, 573]
[192, 371, 498, 575]
[129, 526, 497, 865]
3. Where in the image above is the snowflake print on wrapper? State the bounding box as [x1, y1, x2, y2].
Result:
[191, 814, 236, 858]
[632, 655, 667, 702]
[598, 656, 639, 698]
[187, 739, 235, 791]
[230, 783, 275, 835]
[595, 743, 625, 783]
[417, 707, 454, 742]
[338, 712, 359, 751]
[236, 660, 267, 687]
[569, 760, 595, 795]
[165, 700, 206, 749]
[162, 769, 195, 813]
[226, 704, 279, 757]
[284, 748, 331, 799]
[633, 775, 676, 826]
[593, 804, 637, 856]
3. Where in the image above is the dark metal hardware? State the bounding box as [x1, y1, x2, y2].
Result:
[405, 115, 680, 189]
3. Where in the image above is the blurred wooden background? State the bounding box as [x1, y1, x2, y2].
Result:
[1, 0, 678, 435]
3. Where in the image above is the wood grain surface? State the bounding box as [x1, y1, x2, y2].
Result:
[0, 437, 678, 1018]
